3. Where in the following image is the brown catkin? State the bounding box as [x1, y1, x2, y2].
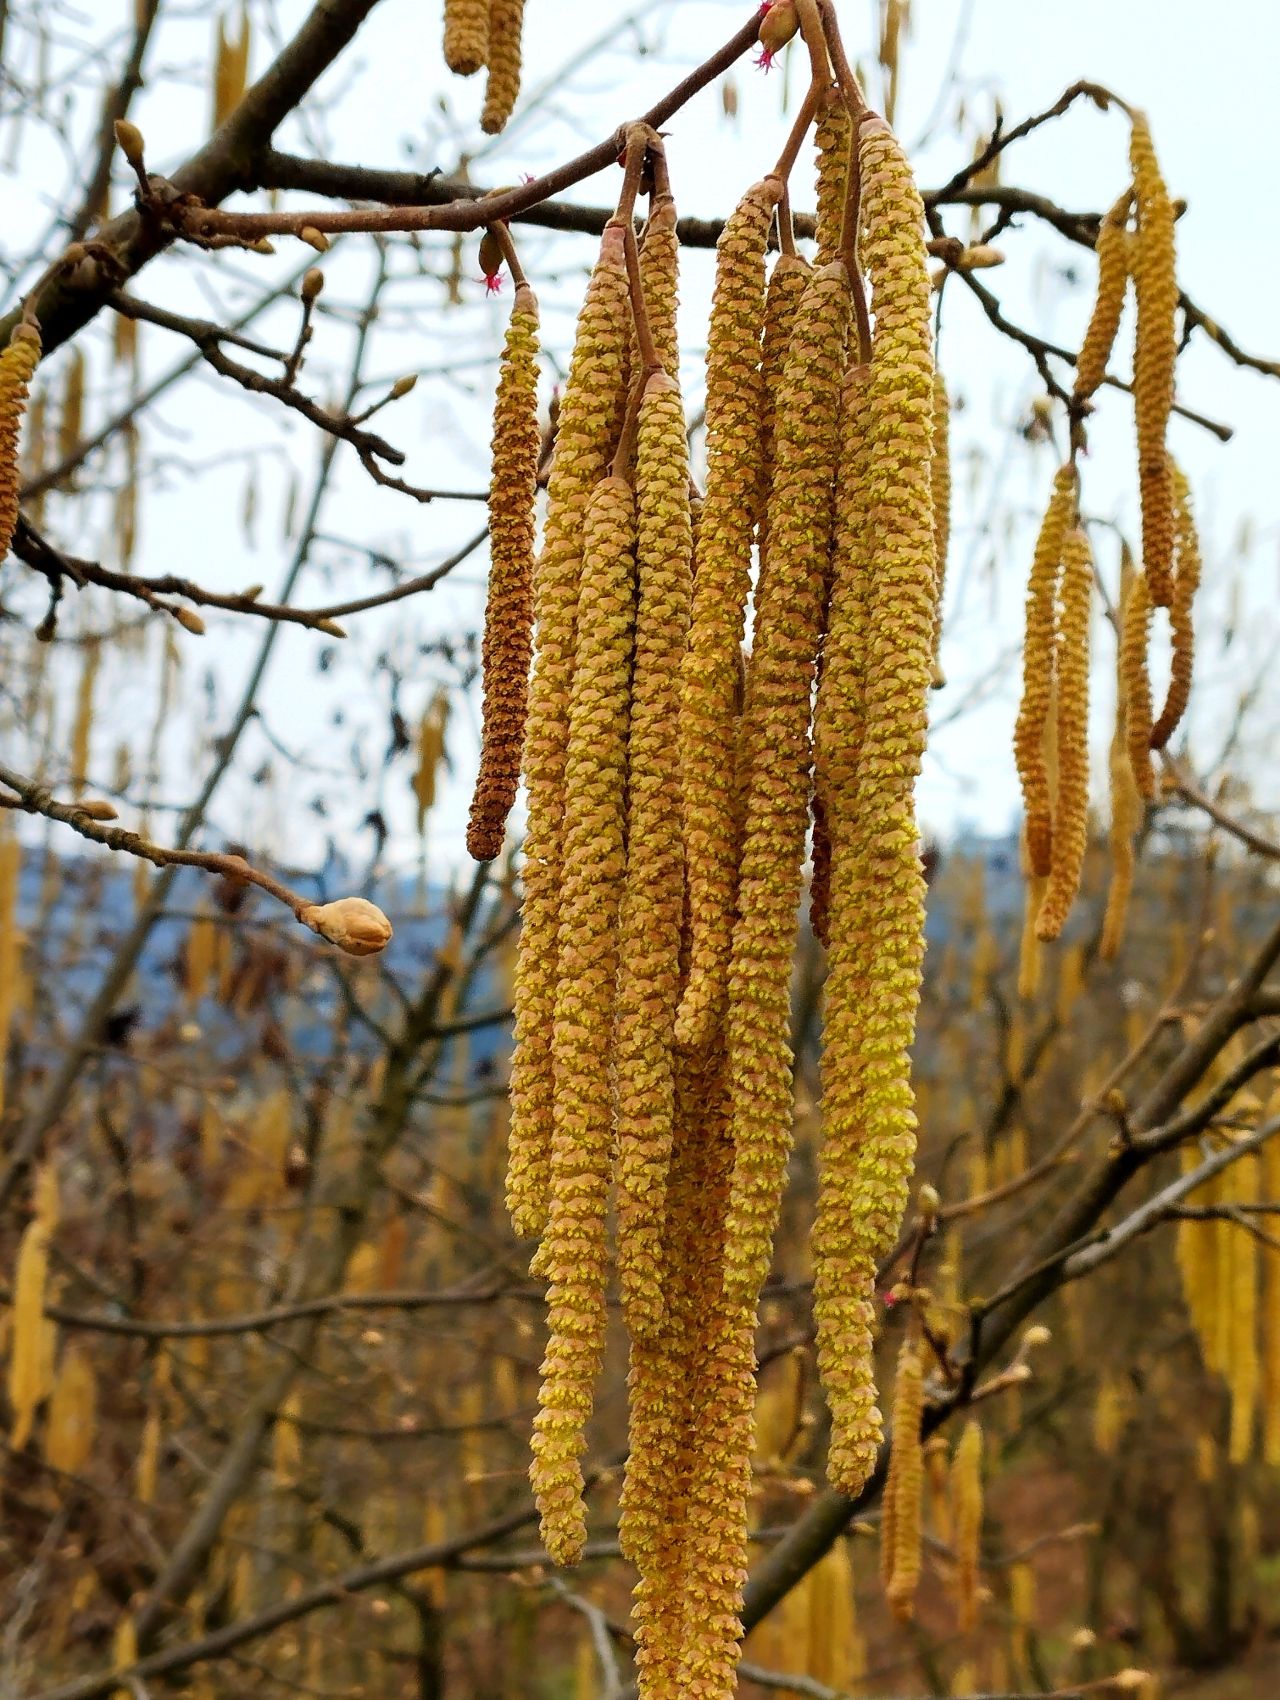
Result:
[467, 283, 539, 863]
[443, 0, 488, 75]
[1119, 550, 1156, 800]
[1101, 559, 1143, 960]
[531, 475, 637, 1564]
[1036, 526, 1093, 942]
[883, 1334, 926, 1622]
[479, 0, 524, 134]
[1073, 191, 1132, 406]
[0, 324, 41, 564]
[952, 1418, 984, 1633]
[614, 373, 692, 1341]
[676, 178, 781, 1053]
[1130, 112, 1178, 607]
[722, 258, 851, 1312]
[814, 96, 852, 268]
[930, 369, 951, 674]
[811, 117, 936, 1494]
[1149, 462, 1201, 750]
[1014, 463, 1077, 878]
[509, 224, 630, 1240]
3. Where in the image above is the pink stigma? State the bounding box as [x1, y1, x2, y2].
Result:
[483, 273, 503, 295]
[755, 46, 777, 71]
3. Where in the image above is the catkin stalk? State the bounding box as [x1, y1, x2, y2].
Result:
[1036, 525, 1093, 942]
[480, 0, 525, 134]
[468, 283, 539, 863]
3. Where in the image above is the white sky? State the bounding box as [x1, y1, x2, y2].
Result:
[4, 0, 1278, 880]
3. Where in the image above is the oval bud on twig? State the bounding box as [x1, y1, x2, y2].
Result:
[300, 896, 393, 956]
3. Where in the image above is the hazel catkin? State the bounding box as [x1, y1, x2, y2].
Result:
[8, 1217, 51, 1448]
[468, 282, 539, 862]
[882, 1333, 926, 1623]
[676, 177, 781, 1054]
[480, 0, 525, 134]
[1073, 191, 1132, 408]
[0, 322, 41, 565]
[1035, 525, 1093, 942]
[1013, 463, 1077, 879]
[951, 1418, 984, 1633]
[1119, 550, 1155, 800]
[1101, 554, 1143, 961]
[443, 0, 488, 76]
[1149, 461, 1201, 751]
[532, 474, 637, 1565]
[814, 96, 852, 268]
[1129, 112, 1178, 608]
[930, 368, 951, 678]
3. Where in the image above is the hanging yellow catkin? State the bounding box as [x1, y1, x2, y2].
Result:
[1149, 462, 1201, 750]
[509, 223, 630, 1240]
[1119, 549, 1155, 799]
[811, 116, 936, 1493]
[614, 372, 692, 1341]
[0, 323, 41, 564]
[532, 475, 637, 1565]
[467, 282, 539, 862]
[1014, 463, 1077, 878]
[1261, 1123, 1280, 1466]
[677, 177, 781, 1053]
[1227, 1151, 1259, 1464]
[1036, 525, 1093, 942]
[44, 1346, 97, 1474]
[8, 1216, 51, 1447]
[951, 1418, 983, 1633]
[443, 0, 488, 75]
[212, 6, 250, 128]
[0, 833, 21, 1120]
[1073, 191, 1132, 407]
[1129, 112, 1178, 608]
[637, 193, 681, 383]
[479, 0, 524, 134]
[722, 256, 851, 1312]
[754, 249, 812, 611]
[814, 96, 851, 268]
[930, 369, 951, 678]
[1102, 560, 1143, 961]
[883, 1333, 926, 1622]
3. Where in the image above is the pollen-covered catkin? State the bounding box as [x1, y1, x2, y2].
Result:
[811, 116, 936, 1494]
[1130, 112, 1178, 608]
[1119, 552, 1156, 800]
[755, 251, 812, 588]
[676, 177, 781, 1053]
[480, 0, 524, 134]
[443, 0, 488, 75]
[1014, 463, 1077, 878]
[814, 96, 852, 268]
[722, 258, 851, 1312]
[930, 369, 951, 676]
[0, 323, 41, 564]
[952, 1418, 984, 1633]
[1150, 462, 1201, 750]
[509, 224, 630, 1240]
[1073, 191, 1132, 407]
[8, 1217, 51, 1448]
[636, 194, 681, 382]
[467, 283, 539, 863]
[883, 1334, 926, 1622]
[614, 373, 692, 1341]
[1036, 525, 1093, 942]
[532, 475, 637, 1565]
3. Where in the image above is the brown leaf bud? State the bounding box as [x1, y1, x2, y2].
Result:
[299, 225, 329, 253]
[301, 268, 325, 303]
[74, 799, 119, 821]
[300, 896, 393, 956]
[174, 607, 206, 635]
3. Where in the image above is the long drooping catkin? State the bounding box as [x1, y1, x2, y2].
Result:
[722, 258, 851, 1312]
[1036, 525, 1093, 942]
[1013, 463, 1077, 878]
[810, 116, 936, 1493]
[0, 323, 41, 564]
[509, 224, 630, 1240]
[1150, 462, 1201, 750]
[676, 178, 781, 1053]
[467, 283, 539, 862]
[615, 373, 692, 1341]
[1073, 191, 1131, 407]
[637, 194, 681, 381]
[1130, 112, 1178, 608]
[8, 1217, 51, 1448]
[930, 369, 951, 673]
[443, 0, 488, 75]
[1101, 562, 1143, 961]
[755, 251, 812, 592]
[480, 0, 524, 134]
[814, 96, 852, 268]
[883, 1333, 925, 1622]
[952, 1418, 984, 1633]
[1119, 552, 1155, 800]
[532, 475, 637, 1565]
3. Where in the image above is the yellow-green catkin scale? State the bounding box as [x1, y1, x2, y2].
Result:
[1119, 549, 1155, 800]
[1150, 462, 1201, 750]
[722, 258, 851, 1312]
[811, 117, 936, 1493]
[1036, 525, 1092, 942]
[883, 1335, 926, 1622]
[615, 373, 692, 1341]
[509, 224, 630, 1240]
[755, 251, 812, 591]
[1013, 463, 1077, 879]
[468, 283, 539, 863]
[443, 0, 488, 75]
[1130, 112, 1178, 608]
[814, 95, 852, 268]
[676, 178, 781, 1053]
[0, 324, 41, 564]
[930, 369, 951, 681]
[480, 0, 524, 134]
[1073, 191, 1132, 407]
[532, 476, 637, 1565]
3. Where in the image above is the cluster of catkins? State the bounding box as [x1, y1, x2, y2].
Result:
[441, 0, 525, 134]
[1015, 111, 1201, 970]
[466, 83, 947, 1692]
